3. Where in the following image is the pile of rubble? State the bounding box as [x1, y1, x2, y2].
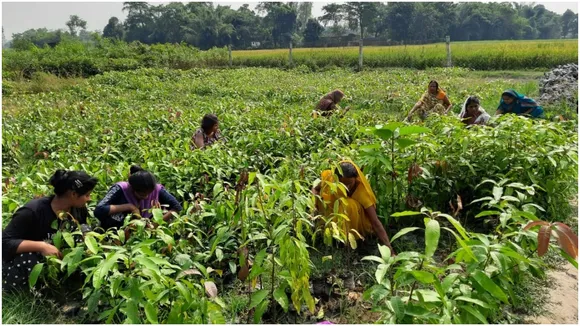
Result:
[538, 64, 578, 111]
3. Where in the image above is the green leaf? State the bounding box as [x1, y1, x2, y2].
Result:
[455, 296, 492, 309]
[442, 273, 459, 292]
[144, 302, 158, 324]
[391, 211, 422, 217]
[29, 263, 44, 288]
[398, 126, 431, 136]
[122, 299, 140, 324]
[363, 284, 389, 303]
[274, 287, 289, 312]
[461, 304, 489, 324]
[254, 248, 267, 267]
[93, 252, 123, 290]
[249, 289, 268, 310]
[62, 232, 75, 248]
[135, 256, 161, 275]
[475, 210, 501, 218]
[471, 270, 509, 304]
[390, 227, 420, 243]
[253, 298, 270, 323]
[348, 233, 358, 249]
[425, 218, 440, 258]
[208, 302, 226, 324]
[492, 186, 503, 201]
[216, 248, 224, 261]
[372, 128, 393, 140]
[378, 244, 392, 260]
[390, 296, 405, 320]
[361, 255, 385, 264]
[248, 172, 257, 185]
[152, 208, 164, 224]
[410, 270, 436, 284]
[52, 231, 62, 250]
[443, 227, 477, 262]
[375, 264, 388, 284]
[441, 214, 469, 241]
[396, 138, 417, 149]
[85, 235, 99, 254]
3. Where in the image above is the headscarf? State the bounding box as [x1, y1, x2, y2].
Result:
[319, 160, 377, 209]
[498, 89, 544, 117]
[316, 89, 345, 111]
[459, 96, 490, 126]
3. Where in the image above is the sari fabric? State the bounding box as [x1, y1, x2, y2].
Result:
[498, 89, 545, 118]
[417, 88, 447, 119]
[317, 160, 377, 238]
[316, 89, 344, 112]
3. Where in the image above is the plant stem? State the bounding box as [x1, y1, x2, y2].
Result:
[270, 250, 277, 321]
[407, 258, 424, 302]
[391, 137, 396, 214]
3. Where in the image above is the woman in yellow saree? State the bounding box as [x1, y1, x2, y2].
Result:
[312, 160, 395, 255]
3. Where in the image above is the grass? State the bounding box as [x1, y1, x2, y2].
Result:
[2, 290, 80, 324]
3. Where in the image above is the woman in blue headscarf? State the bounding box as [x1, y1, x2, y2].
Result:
[496, 90, 545, 118]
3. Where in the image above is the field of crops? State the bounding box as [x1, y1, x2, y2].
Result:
[2, 66, 578, 324]
[2, 39, 578, 81]
[233, 39, 579, 70]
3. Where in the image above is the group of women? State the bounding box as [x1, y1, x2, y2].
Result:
[2, 81, 546, 290]
[2, 166, 183, 289]
[314, 81, 545, 125]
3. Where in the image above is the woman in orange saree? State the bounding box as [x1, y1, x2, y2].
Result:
[405, 80, 452, 121]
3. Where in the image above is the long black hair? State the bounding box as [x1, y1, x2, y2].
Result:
[201, 114, 219, 134]
[49, 170, 97, 196]
[128, 165, 157, 193]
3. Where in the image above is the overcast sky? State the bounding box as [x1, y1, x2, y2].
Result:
[2, 1, 579, 40]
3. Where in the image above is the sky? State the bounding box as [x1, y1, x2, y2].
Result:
[2, 1, 579, 40]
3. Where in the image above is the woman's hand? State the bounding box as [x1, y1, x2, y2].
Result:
[41, 243, 62, 258]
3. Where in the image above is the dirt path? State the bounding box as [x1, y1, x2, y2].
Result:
[526, 263, 578, 324]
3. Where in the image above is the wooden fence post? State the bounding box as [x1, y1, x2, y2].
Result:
[446, 35, 452, 67]
[289, 40, 293, 67]
[358, 38, 363, 70]
[228, 44, 232, 67]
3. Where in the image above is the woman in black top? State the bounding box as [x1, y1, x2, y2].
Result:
[2, 170, 97, 290]
[94, 165, 182, 230]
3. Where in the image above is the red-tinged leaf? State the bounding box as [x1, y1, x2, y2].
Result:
[407, 163, 422, 183]
[553, 223, 578, 258]
[523, 220, 550, 231]
[554, 222, 579, 249]
[537, 225, 551, 257]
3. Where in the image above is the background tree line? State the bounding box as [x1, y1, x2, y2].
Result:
[4, 2, 578, 51]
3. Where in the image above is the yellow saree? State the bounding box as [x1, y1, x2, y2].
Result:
[317, 160, 377, 239]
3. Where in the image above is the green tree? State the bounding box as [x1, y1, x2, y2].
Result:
[385, 2, 415, 41]
[257, 2, 297, 47]
[66, 15, 87, 37]
[103, 17, 124, 40]
[342, 2, 379, 41]
[561, 9, 578, 38]
[303, 18, 324, 44]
